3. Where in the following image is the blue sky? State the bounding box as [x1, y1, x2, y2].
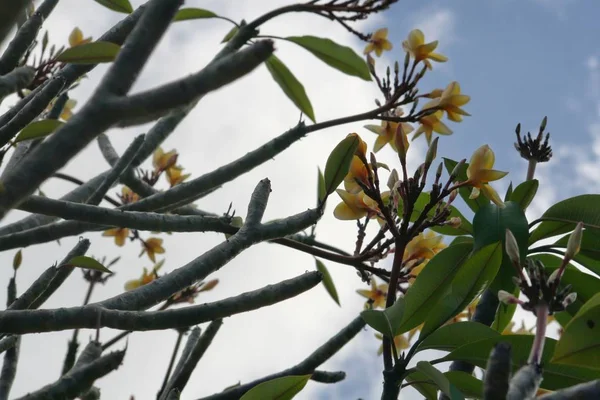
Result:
[1, 1, 599, 400]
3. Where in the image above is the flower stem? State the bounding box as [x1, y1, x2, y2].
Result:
[528, 303, 548, 365]
[526, 159, 537, 181]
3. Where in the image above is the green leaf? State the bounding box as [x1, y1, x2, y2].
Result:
[221, 25, 239, 43]
[552, 292, 600, 368]
[417, 321, 499, 353]
[285, 36, 371, 81]
[450, 236, 473, 246]
[420, 242, 503, 339]
[406, 191, 474, 236]
[491, 284, 519, 332]
[443, 157, 489, 213]
[317, 167, 326, 204]
[64, 256, 112, 274]
[554, 229, 600, 263]
[265, 55, 315, 122]
[529, 195, 600, 245]
[443, 335, 600, 391]
[56, 42, 121, 64]
[394, 243, 473, 335]
[445, 371, 483, 399]
[405, 371, 437, 399]
[15, 120, 63, 143]
[94, 0, 133, 13]
[509, 179, 538, 211]
[416, 361, 465, 400]
[472, 201, 529, 296]
[504, 181, 513, 202]
[315, 259, 340, 306]
[360, 297, 405, 337]
[323, 134, 359, 196]
[173, 8, 218, 21]
[240, 375, 311, 400]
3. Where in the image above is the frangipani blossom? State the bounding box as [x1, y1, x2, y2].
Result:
[412, 110, 452, 146]
[365, 120, 413, 153]
[68, 27, 92, 47]
[124, 260, 164, 291]
[166, 165, 191, 187]
[424, 81, 471, 122]
[375, 333, 409, 356]
[102, 227, 129, 247]
[153, 147, 178, 173]
[364, 28, 393, 57]
[405, 231, 447, 279]
[402, 29, 448, 69]
[333, 189, 380, 220]
[139, 237, 165, 262]
[466, 145, 508, 207]
[357, 279, 388, 309]
[344, 156, 371, 194]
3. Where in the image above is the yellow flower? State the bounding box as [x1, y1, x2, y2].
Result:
[46, 98, 77, 121]
[375, 333, 410, 356]
[424, 82, 471, 122]
[68, 27, 92, 47]
[465, 145, 508, 207]
[503, 319, 533, 335]
[344, 156, 371, 194]
[120, 186, 140, 204]
[357, 279, 388, 309]
[166, 165, 191, 187]
[153, 147, 178, 173]
[124, 260, 164, 291]
[402, 29, 448, 69]
[404, 231, 445, 262]
[364, 120, 414, 153]
[333, 189, 380, 220]
[364, 28, 393, 57]
[102, 227, 129, 247]
[412, 110, 452, 146]
[347, 132, 368, 159]
[139, 237, 165, 263]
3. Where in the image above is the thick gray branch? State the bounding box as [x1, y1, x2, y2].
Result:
[0, 66, 35, 102]
[538, 380, 600, 399]
[0, 270, 322, 333]
[114, 40, 275, 126]
[13, 349, 125, 400]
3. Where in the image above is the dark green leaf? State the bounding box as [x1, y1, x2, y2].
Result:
[509, 179, 538, 211]
[265, 55, 315, 122]
[360, 297, 405, 337]
[417, 321, 499, 353]
[15, 120, 63, 142]
[240, 375, 311, 400]
[323, 134, 359, 196]
[315, 259, 340, 306]
[64, 256, 112, 273]
[286, 36, 371, 80]
[407, 192, 474, 236]
[420, 242, 503, 339]
[443, 336, 600, 391]
[173, 8, 218, 21]
[529, 195, 600, 245]
[416, 361, 465, 400]
[552, 293, 600, 369]
[94, 0, 133, 13]
[450, 236, 474, 246]
[405, 371, 437, 399]
[394, 243, 473, 335]
[445, 371, 483, 399]
[56, 41, 121, 64]
[443, 157, 489, 213]
[504, 181, 513, 202]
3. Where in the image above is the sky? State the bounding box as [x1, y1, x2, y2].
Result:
[0, 0, 599, 399]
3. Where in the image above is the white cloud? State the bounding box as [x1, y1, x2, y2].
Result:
[0, 1, 432, 399]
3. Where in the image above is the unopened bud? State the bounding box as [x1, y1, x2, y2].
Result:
[447, 217, 461, 228]
[448, 189, 458, 204]
[425, 137, 439, 167]
[394, 123, 409, 164]
[565, 222, 583, 260]
[387, 169, 399, 190]
[450, 159, 466, 181]
[403, 52, 410, 70]
[562, 292, 577, 308]
[394, 61, 399, 74]
[505, 229, 521, 266]
[540, 116, 548, 132]
[436, 162, 443, 178]
[498, 290, 520, 305]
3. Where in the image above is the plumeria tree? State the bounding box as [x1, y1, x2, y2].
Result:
[0, 0, 599, 399]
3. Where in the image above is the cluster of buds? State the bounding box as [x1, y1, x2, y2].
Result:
[500, 223, 583, 315]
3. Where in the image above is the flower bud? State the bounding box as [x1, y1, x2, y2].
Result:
[448, 189, 458, 204]
[547, 268, 560, 287]
[565, 222, 583, 261]
[394, 123, 409, 164]
[387, 169, 399, 190]
[425, 137, 439, 167]
[505, 229, 521, 266]
[498, 290, 520, 305]
[447, 217, 461, 228]
[562, 292, 577, 308]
